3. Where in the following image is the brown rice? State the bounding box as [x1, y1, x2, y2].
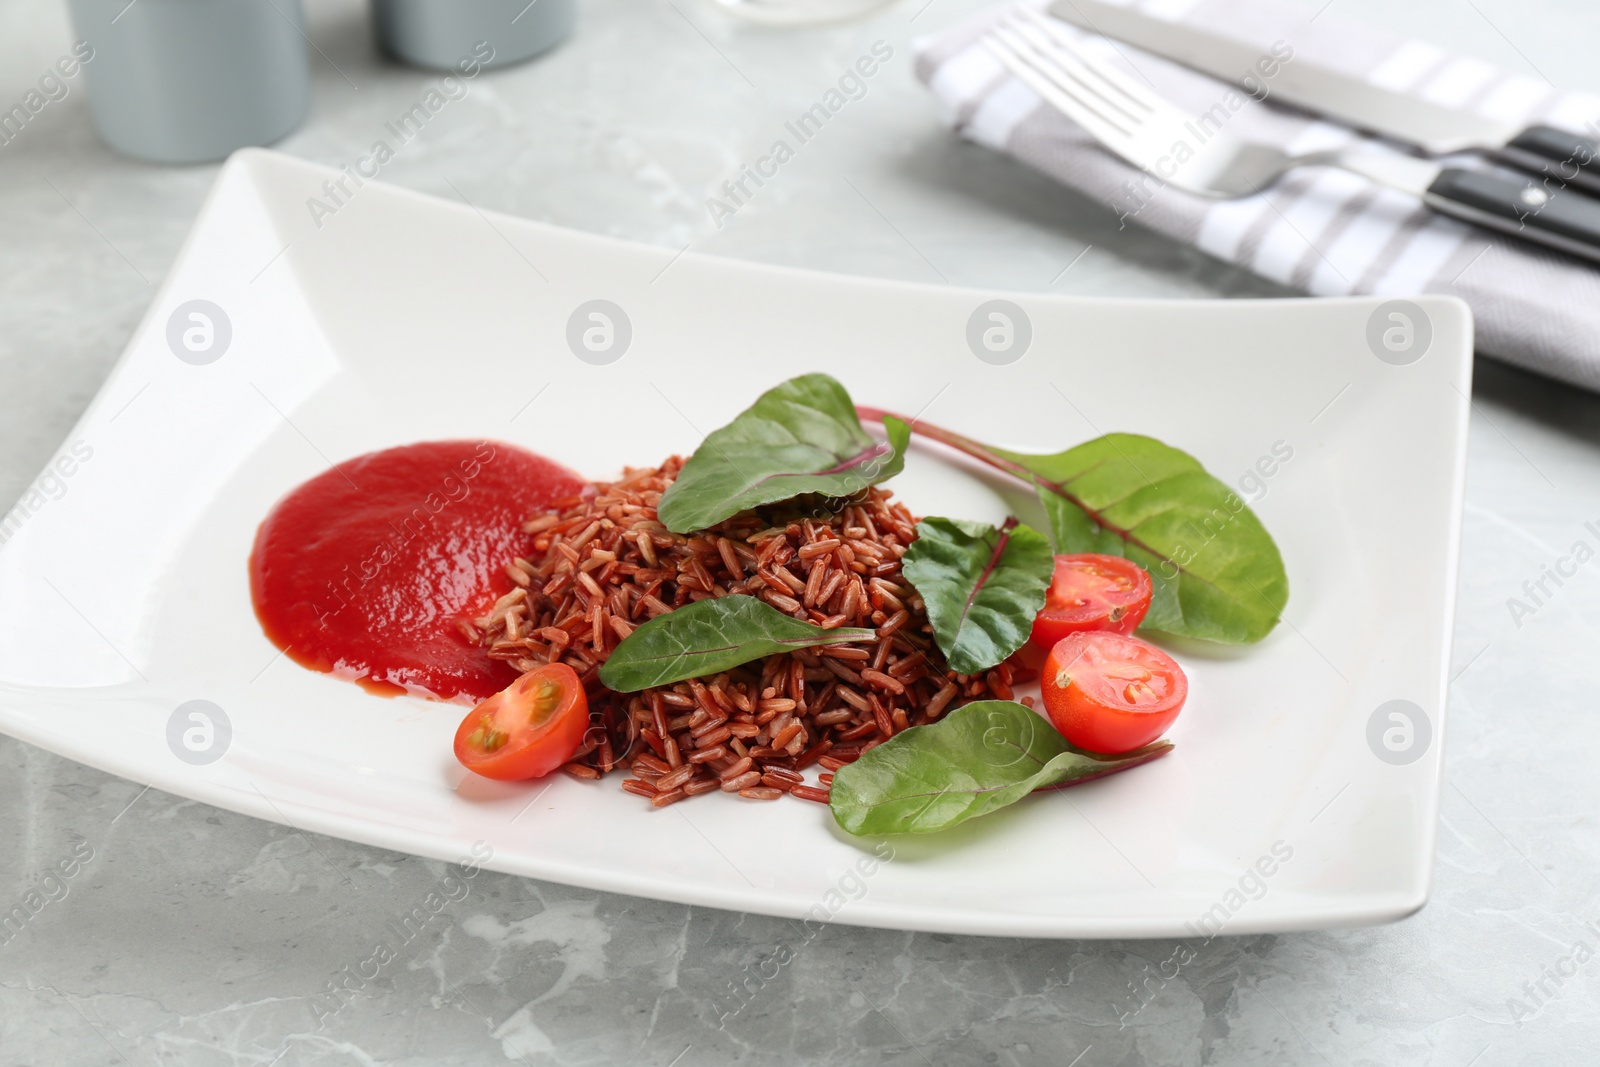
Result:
[475, 456, 1032, 807]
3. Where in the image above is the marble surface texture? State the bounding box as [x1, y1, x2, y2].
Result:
[4, 0, 1600, 1063]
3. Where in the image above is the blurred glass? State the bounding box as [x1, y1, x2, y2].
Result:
[705, 0, 900, 26]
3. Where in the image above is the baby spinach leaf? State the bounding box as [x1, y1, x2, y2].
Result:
[598, 595, 874, 692]
[829, 700, 1173, 835]
[657, 374, 910, 533]
[1018, 435, 1287, 644]
[900, 517, 1053, 676]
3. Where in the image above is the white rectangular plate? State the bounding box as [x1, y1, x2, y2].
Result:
[0, 149, 1472, 938]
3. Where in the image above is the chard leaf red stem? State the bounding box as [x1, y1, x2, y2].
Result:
[856, 405, 1143, 552]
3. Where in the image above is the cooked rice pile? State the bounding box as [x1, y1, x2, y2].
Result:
[470, 457, 1031, 807]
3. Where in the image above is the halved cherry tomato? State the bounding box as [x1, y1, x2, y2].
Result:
[1030, 553, 1153, 650]
[1041, 631, 1187, 754]
[454, 662, 589, 780]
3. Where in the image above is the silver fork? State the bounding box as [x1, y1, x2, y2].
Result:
[983, 7, 1600, 264]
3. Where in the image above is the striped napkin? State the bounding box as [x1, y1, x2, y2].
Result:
[915, 0, 1600, 392]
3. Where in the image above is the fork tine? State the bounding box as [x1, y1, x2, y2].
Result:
[995, 11, 1269, 200]
[984, 30, 1141, 152]
[1014, 8, 1184, 123]
[997, 16, 1148, 130]
[990, 24, 1144, 133]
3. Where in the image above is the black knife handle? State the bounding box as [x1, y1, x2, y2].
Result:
[1497, 124, 1600, 196]
[1424, 168, 1600, 265]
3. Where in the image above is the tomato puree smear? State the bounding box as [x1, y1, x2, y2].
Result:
[250, 440, 586, 702]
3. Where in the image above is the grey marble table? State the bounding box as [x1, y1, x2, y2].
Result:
[4, 0, 1600, 1063]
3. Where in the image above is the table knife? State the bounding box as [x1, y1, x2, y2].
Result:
[1048, 0, 1600, 195]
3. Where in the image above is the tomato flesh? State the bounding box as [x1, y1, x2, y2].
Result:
[454, 663, 589, 780]
[1040, 632, 1187, 754]
[1030, 553, 1153, 650]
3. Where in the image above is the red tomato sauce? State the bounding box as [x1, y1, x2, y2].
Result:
[250, 441, 586, 702]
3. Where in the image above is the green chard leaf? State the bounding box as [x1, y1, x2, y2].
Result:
[900, 517, 1053, 675]
[830, 700, 1173, 835]
[852, 409, 1289, 645]
[657, 374, 910, 534]
[1016, 434, 1288, 644]
[597, 595, 875, 692]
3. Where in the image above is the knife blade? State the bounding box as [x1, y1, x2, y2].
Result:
[1048, 0, 1600, 194]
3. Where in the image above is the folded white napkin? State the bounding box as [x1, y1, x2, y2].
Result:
[915, 0, 1600, 391]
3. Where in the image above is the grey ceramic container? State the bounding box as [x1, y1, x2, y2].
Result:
[372, 0, 577, 71]
[66, 0, 311, 165]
